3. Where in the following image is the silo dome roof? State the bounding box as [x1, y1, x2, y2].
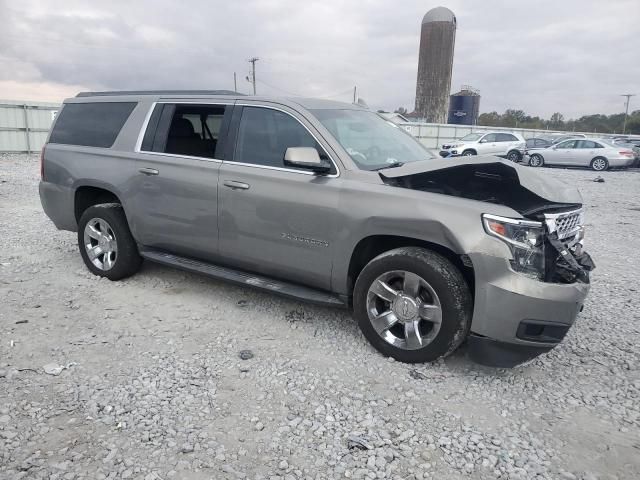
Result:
[422, 6, 456, 24]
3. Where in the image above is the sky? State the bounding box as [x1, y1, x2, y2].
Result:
[0, 0, 638, 119]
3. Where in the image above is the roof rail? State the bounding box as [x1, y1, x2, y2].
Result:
[76, 90, 245, 97]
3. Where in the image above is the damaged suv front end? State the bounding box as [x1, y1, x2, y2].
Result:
[377, 159, 595, 367]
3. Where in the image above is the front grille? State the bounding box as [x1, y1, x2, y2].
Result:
[544, 210, 583, 240]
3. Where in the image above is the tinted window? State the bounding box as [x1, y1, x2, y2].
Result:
[556, 140, 578, 149]
[235, 107, 329, 170]
[162, 105, 226, 159]
[481, 133, 497, 142]
[577, 140, 598, 149]
[496, 133, 517, 142]
[49, 102, 136, 148]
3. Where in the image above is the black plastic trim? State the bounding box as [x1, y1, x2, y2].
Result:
[516, 320, 570, 343]
[467, 334, 555, 368]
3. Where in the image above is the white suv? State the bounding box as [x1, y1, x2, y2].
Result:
[441, 132, 526, 161]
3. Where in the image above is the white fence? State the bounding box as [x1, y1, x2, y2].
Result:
[398, 122, 590, 149]
[0, 100, 60, 153]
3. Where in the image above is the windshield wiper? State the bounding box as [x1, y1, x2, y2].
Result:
[372, 161, 404, 171]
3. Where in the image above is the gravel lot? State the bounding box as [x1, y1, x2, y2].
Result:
[1, 153, 639, 480]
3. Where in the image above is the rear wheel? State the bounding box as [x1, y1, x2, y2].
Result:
[590, 157, 608, 171]
[353, 247, 472, 363]
[529, 154, 544, 167]
[78, 204, 142, 280]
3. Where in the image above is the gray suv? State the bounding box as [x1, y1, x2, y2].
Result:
[39, 91, 595, 367]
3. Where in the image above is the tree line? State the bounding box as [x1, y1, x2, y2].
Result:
[476, 109, 640, 134]
[393, 107, 640, 134]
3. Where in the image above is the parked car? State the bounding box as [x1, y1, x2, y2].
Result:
[441, 132, 526, 161]
[526, 138, 636, 170]
[526, 137, 552, 149]
[39, 91, 595, 368]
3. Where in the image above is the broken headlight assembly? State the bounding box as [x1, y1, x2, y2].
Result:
[482, 214, 546, 280]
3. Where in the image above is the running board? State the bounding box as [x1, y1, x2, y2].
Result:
[139, 249, 346, 307]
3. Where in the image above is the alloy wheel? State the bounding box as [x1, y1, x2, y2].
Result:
[83, 218, 118, 271]
[366, 270, 442, 350]
[592, 158, 607, 171]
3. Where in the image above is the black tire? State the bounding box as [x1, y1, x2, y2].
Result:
[78, 203, 142, 281]
[353, 247, 472, 363]
[529, 154, 544, 167]
[590, 157, 608, 171]
[462, 150, 476, 156]
[507, 150, 522, 162]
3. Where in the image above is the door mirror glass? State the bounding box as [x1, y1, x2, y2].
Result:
[284, 147, 330, 173]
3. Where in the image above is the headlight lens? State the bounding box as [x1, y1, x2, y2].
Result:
[482, 214, 546, 280]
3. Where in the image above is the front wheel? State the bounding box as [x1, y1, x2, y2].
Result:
[353, 247, 472, 363]
[78, 203, 142, 281]
[590, 157, 608, 171]
[462, 150, 476, 156]
[529, 154, 544, 167]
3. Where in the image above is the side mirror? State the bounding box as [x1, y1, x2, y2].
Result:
[284, 147, 331, 174]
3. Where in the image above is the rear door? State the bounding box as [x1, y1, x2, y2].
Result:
[130, 101, 232, 262]
[217, 103, 342, 290]
[496, 133, 520, 155]
[573, 140, 601, 166]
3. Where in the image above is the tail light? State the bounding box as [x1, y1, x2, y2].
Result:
[40, 146, 45, 180]
[619, 150, 634, 157]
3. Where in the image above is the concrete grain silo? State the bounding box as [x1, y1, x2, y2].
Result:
[414, 6, 457, 123]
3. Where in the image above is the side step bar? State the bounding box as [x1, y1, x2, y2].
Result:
[139, 249, 346, 308]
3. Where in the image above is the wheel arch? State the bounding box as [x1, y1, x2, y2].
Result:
[74, 183, 124, 224]
[346, 235, 475, 301]
[461, 148, 477, 156]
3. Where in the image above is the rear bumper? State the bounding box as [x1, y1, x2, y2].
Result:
[467, 252, 590, 367]
[39, 181, 76, 231]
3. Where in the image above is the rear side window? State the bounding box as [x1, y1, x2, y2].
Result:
[49, 102, 136, 148]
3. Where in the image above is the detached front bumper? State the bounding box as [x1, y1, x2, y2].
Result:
[467, 251, 590, 367]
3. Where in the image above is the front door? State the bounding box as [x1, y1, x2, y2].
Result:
[477, 133, 500, 155]
[546, 139, 578, 165]
[218, 104, 341, 290]
[131, 102, 231, 262]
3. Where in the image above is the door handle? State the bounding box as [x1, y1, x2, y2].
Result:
[139, 167, 159, 176]
[223, 180, 250, 190]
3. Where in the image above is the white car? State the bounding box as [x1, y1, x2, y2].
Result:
[441, 132, 526, 161]
[526, 138, 636, 171]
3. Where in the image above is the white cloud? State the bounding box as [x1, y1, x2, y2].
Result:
[0, 0, 638, 117]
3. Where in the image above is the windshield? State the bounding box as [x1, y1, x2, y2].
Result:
[311, 109, 437, 170]
[459, 133, 483, 142]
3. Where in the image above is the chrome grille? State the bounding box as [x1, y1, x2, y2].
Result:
[544, 210, 583, 240]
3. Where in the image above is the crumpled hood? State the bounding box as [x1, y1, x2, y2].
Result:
[378, 157, 583, 216]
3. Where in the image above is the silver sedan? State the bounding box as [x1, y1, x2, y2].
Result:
[526, 138, 636, 171]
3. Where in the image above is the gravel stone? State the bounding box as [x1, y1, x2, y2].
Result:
[0, 154, 639, 479]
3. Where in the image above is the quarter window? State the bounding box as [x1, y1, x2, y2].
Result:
[234, 106, 331, 171]
[49, 102, 136, 148]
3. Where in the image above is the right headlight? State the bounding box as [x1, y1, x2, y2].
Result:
[482, 214, 546, 280]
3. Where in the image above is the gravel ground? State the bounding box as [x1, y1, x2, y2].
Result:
[1, 153, 639, 480]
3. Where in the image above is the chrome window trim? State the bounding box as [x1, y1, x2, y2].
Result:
[234, 103, 340, 178]
[137, 150, 222, 163]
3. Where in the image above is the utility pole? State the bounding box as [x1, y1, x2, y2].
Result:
[621, 94, 636, 134]
[353, 86, 357, 104]
[248, 57, 259, 95]
[233, 72, 237, 92]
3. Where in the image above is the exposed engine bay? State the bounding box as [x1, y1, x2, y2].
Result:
[379, 160, 595, 284]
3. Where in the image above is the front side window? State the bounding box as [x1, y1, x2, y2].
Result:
[164, 105, 226, 158]
[556, 140, 578, 149]
[459, 133, 483, 142]
[311, 109, 436, 170]
[481, 133, 497, 143]
[234, 106, 331, 171]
